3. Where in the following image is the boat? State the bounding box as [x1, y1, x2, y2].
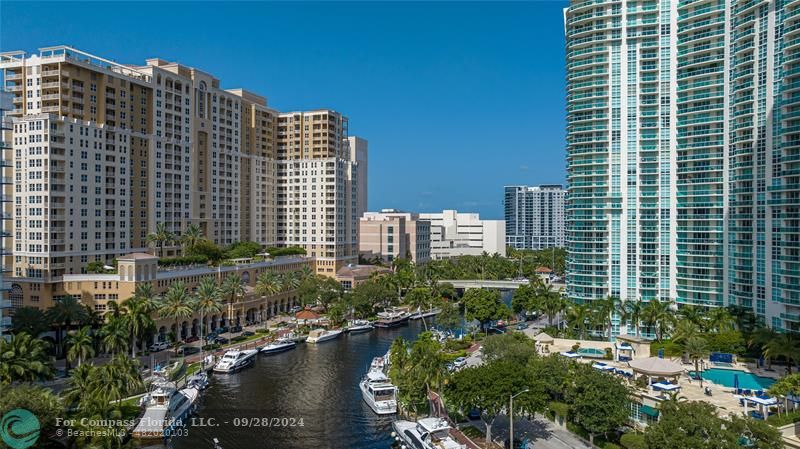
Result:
[306, 328, 344, 343]
[132, 381, 199, 439]
[391, 417, 465, 449]
[409, 307, 441, 320]
[346, 319, 374, 334]
[186, 371, 209, 390]
[212, 349, 258, 373]
[373, 308, 411, 328]
[260, 338, 297, 354]
[360, 368, 398, 414]
[370, 356, 386, 372]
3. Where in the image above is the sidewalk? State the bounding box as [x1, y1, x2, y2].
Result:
[465, 413, 593, 449]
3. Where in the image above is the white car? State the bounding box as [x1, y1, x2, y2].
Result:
[149, 341, 170, 352]
[453, 357, 467, 368]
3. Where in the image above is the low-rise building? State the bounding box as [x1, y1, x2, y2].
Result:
[9, 253, 312, 343]
[359, 209, 430, 263]
[334, 264, 391, 290]
[418, 210, 505, 259]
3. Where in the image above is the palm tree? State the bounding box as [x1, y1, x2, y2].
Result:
[566, 303, 592, 340]
[100, 319, 129, 356]
[194, 277, 222, 342]
[281, 271, 301, 292]
[66, 326, 95, 368]
[158, 281, 194, 353]
[0, 332, 54, 383]
[642, 299, 673, 342]
[678, 305, 704, 330]
[405, 287, 434, 331]
[146, 222, 174, 258]
[255, 271, 281, 321]
[180, 223, 203, 252]
[707, 307, 734, 333]
[122, 283, 156, 358]
[10, 306, 52, 337]
[763, 333, 800, 374]
[221, 274, 246, 327]
[593, 296, 620, 341]
[684, 336, 710, 387]
[62, 363, 94, 409]
[46, 297, 89, 365]
[539, 284, 565, 328]
[671, 320, 701, 345]
[620, 300, 643, 337]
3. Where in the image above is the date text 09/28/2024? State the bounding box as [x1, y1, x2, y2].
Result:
[186, 417, 306, 428]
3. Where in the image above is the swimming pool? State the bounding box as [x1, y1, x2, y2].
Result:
[690, 368, 776, 390]
[576, 347, 607, 358]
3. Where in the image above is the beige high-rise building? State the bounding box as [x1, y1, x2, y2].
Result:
[359, 210, 430, 264]
[347, 136, 368, 218]
[0, 45, 363, 281]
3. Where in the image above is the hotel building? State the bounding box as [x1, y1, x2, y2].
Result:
[504, 184, 567, 250]
[564, 0, 800, 332]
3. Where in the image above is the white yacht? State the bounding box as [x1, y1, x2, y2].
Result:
[306, 328, 344, 343]
[132, 381, 199, 439]
[346, 320, 374, 334]
[409, 307, 441, 320]
[370, 355, 386, 372]
[392, 417, 465, 449]
[360, 368, 398, 414]
[260, 338, 297, 355]
[212, 349, 258, 373]
[374, 308, 411, 328]
[186, 371, 209, 390]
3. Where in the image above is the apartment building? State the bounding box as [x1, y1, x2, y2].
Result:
[564, 0, 800, 332]
[0, 45, 365, 284]
[504, 184, 566, 250]
[359, 209, 431, 263]
[419, 210, 505, 259]
[348, 136, 368, 218]
[0, 91, 12, 336]
[276, 111, 360, 276]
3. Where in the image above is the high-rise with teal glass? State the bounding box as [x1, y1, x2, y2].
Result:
[565, 0, 800, 333]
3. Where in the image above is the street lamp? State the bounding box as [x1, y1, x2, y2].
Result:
[510, 388, 529, 449]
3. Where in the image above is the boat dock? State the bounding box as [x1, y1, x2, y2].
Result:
[131, 407, 168, 439]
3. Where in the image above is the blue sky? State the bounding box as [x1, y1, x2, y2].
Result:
[1, 1, 568, 219]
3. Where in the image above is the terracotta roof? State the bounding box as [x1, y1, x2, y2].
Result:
[118, 252, 158, 260]
[295, 310, 320, 320]
[535, 266, 553, 273]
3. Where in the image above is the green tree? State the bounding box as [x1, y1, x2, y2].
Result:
[187, 238, 224, 262]
[46, 297, 89, 365]
[539, 283, 565, 327]
[768, 373, 800, 397]
[180, 223, 203, 251]
[0, 332, 54, 384]
[706, 307, 735, 333]
[0, 384, 64, 441]
[195, 277, 223, 341]
[100, 318, 129, 356]
[671, 320, 701, 345]
[436, 300, 462, 331]
[621, 300, 643, 338]
[66, 325, 95, 367]
[147, 222, 175, 258]
[10, 306, 51, 337]
[224, 241, 263, 259]
[645, 400, 781, 449]
[511, 283, 538, 315]
[438, 282, 456, 300]
[481, 332, 538, 365]
[684, 336, 710, 387]
[158, 281, 194, 353]
[122, 283, 156, 358]
[405, 287, 434, 330]
[642, 299, 673, 342]
[256, 270, 281, 318]
[388, 333, 446, 414]
[462, 288, 510, 333]
[566, 303, 592, 340]
[762, 332, 800, 374]
[529, 354, 573, 401]
[565, 364, 630, 444]
[446, 359, 546, 445]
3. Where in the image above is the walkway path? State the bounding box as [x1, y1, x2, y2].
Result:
[464, 414, 593, 449]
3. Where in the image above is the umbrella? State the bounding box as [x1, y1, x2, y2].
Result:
[733, 374, 740, 391]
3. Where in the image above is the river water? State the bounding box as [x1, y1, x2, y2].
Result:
[160, 321, 426, 449]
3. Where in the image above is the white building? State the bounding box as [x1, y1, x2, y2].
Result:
[418, 210, 505, 260]
[504, 185, 566, 250]
[348, 136, 368, 218]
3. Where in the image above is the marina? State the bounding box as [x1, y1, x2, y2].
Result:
[162, 321, 426, 449]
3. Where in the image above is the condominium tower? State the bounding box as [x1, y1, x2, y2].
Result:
[504, 184, 566, 250]
[0, 46, 364, 280]
[359, 209, 431, 263]
[565, 0, 800, 331]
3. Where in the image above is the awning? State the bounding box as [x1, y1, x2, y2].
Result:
[652, 382, 681, 391]
[747, 396, 778, 406]
[592, 363, 615, 371]
[560, 351, 581, 358]
[641, 405, 660, 417]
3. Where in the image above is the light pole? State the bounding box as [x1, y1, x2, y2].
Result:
[510, 388, 529, 449]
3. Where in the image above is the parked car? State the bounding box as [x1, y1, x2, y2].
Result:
[185, 335, 200, 343]
[516, 322, 529, 330]
[467, 408, 482, 420]
[213, 337, 230, 345]
[217, 326, 229, 334]
[149, 341, 170, 352]
[178, 346, 201, 356]
[289, 306, 302, 313]
[453, 357, 467, 368]
[242, 330, 255, 337]
[230, 325, 243, 333]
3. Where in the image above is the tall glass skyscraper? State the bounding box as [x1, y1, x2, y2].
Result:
[565, 0, 800, 332]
